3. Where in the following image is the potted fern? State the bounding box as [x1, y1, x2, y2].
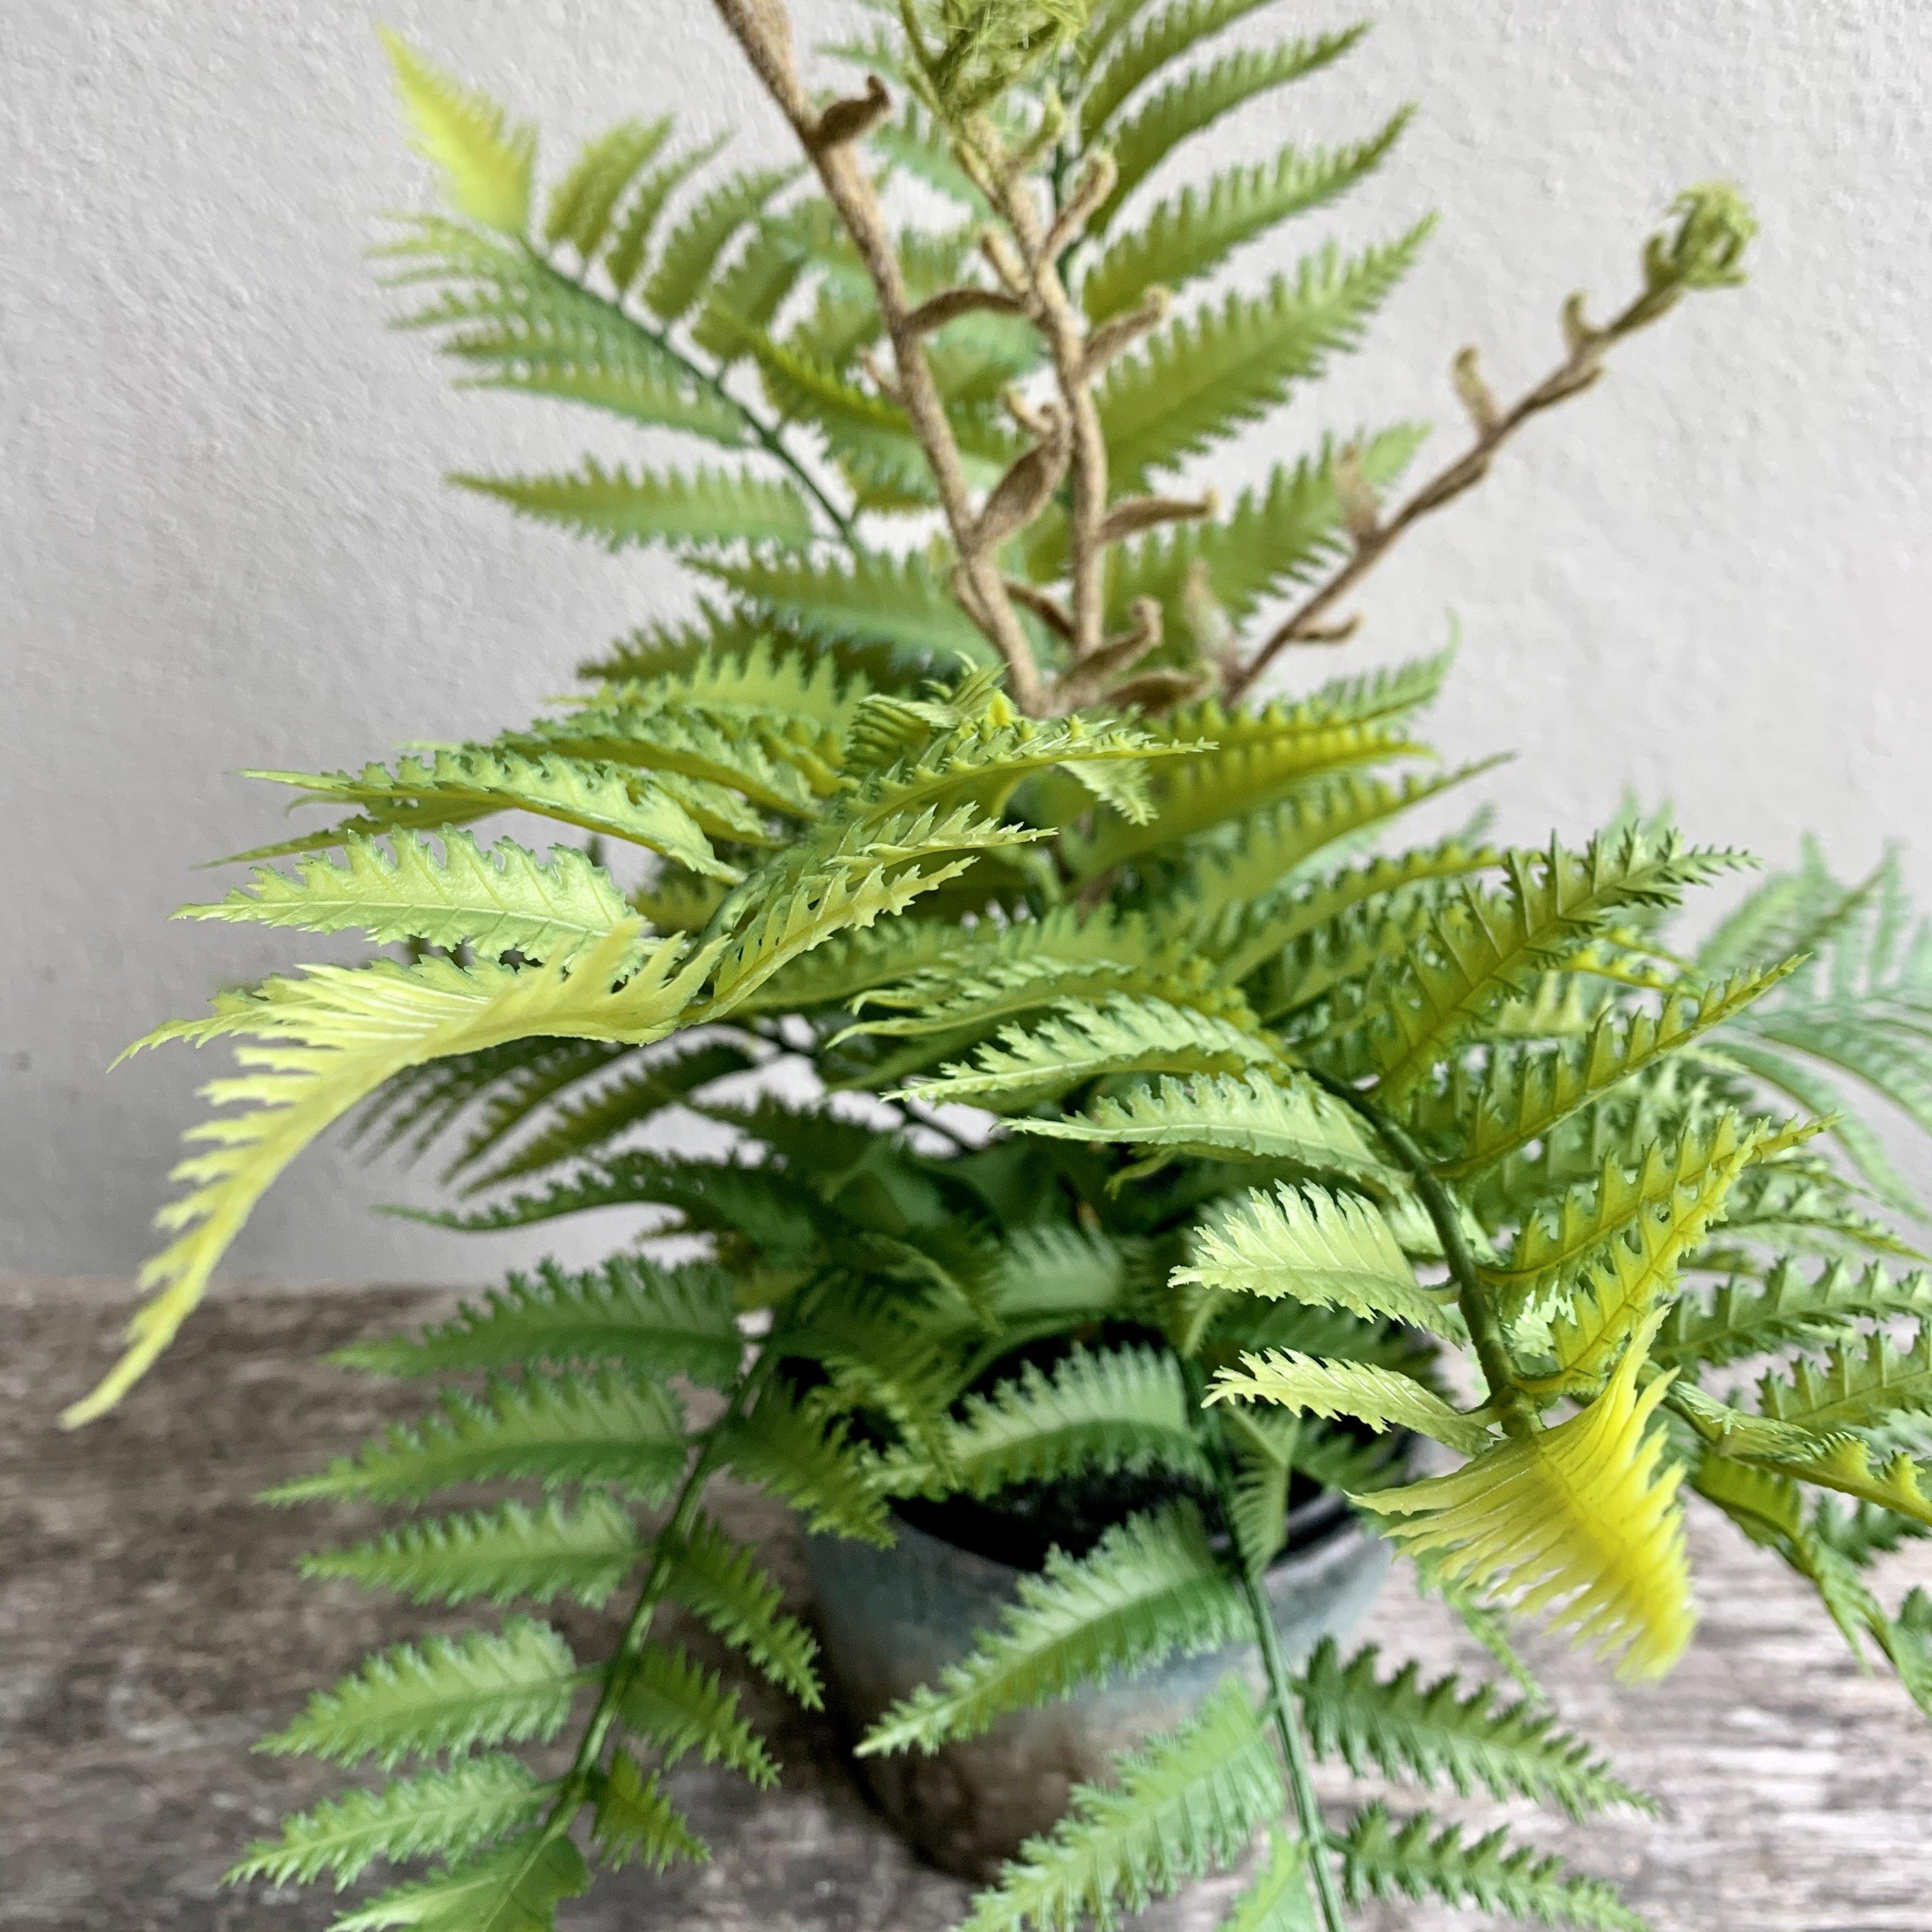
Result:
[79, 3, 1932, 1928]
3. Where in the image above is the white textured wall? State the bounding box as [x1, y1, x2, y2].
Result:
[5, 0, 1929, 1284]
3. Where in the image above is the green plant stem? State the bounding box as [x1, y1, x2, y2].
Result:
[1307, 1071, 1536, 1438]
[528, 244, 860, 549]
[1181, 1356, 1349, 1932]
[526, 1309, 797, 1865]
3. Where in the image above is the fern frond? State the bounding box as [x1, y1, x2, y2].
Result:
[543, 116, 670, 258]
[380, 30, 534, 234]
[266, 1367, 687, 1505]
[1489, 1110, 1779, 1316]
[1177, 1182, 1464, 1338]
[857, 1502, 1244, 1754]
[338, 1257, 740, 1384]
[614, 1641, 778, 1787]
[903, 995, 1281, 1110]
[1436, 962, 1798, 1179]
[459, 1040, 756, 1192]
[236, 747, 735, 877]
[956, 1682, 1283, 1932]
[330, 1830, 589, 1932]
[1335, 1804, 1644, 1932]
[1299, 1637, 1648, 1819]
[179, 830, 629, 963]
[590, 1751, 709, 1871]
[1356, 1315, 1694, 1680]
[300, 1493, 643, 1607]
[1070, 701, 1425, 877]
[877, 1345, 1208, 1499]
[1218, 1831, 1315, 1932]
[663, 1512, 823, 1707]
[226, 1756, 555, 1890]
[70, 924, 714, 1423]
[260, 1619, 582, 1769]
[1091, 23, 1371, 223]
[723, 1384, 894, 1545]
[641, 164, 800, 323]
[1756, 1322, 1932, 1438]
[1208, 1350, 1494, 1456]
[1083, 112, 1409, 321]
[1077, 0, 1289, 141]
[1653, 1258, 1932, 1371]
[703, 542, 1000, 659]
[452, 461, 814, 553]
[1013, 1069, 1392, 1183]
[1362, 833, 1744, 1101]
[1096, 227, 1432, 482]
[1542, 1116, 1779, 1386]
[602, 132, 728, 293]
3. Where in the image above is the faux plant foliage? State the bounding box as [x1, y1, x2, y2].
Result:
[86, 4, 1932, 1929]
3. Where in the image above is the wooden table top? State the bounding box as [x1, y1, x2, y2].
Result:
[7, 1275, 1930, 1932]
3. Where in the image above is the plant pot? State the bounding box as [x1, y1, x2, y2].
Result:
[801, 1498, 1391, 1881]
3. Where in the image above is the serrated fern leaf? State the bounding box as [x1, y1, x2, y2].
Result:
[1176, 1181, 1462, 1338]
[70, 924, 714, 1423]
[591, 1751, 709, 1871]
[1544, 1117, 1775, 1385]
[1013, 1070, 1392, 1183]
[859, 1503, 1245, 1754]
[301, 1493, 643, 1607]
[330, 1829, 589, 1932]
[1652, 1258, 1932, 1371]
[1335, 1804, 1644, 1932]
[1083, 112, 1409, 321]
[1298, 1637, 1648, 1819]
[1092, 24, 1371, 224]
[452, 461, 814, 552]
[267, 1367, 686, 1505]
[1363, 832, 1743, 1101]
[877, 1344, 1208, 1499]
[1077, 0, 1287, 142]
[334, 1257, 739, 1385]
[227, 1756, 555, 1890]
[663, 1511, 822, 1707]
[956, 1681, 1284, 1932]
[703, 542, 999, 660]
[722, 1384, 893, 1545]
[905, 995, 1281, 1111]
[602, 133, 728, 294]
[1436, 963, 1797, 1179]
[1356, 1315, 1694, 1680]
[380, 30, 533, 234]
[543, 115, 670, 257]
[236, 747, 735, 878]
[1218, 1831, 1315, 1932]
[459, 1040, 756, 1192]
[1756, 1322, 1932, 1437]
[1208, 1351, 1494, 1456]
[1097, 227, 1430, 484]
[260, 1619, 581, 1769]
[641, 164, 800, 323]
[179, 831, 629, 963]
[613, 1641, 778, 1786]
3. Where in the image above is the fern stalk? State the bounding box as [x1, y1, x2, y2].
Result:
[1182, 1354, 1349, 1932]
[1311, 1071, 1535, 1436]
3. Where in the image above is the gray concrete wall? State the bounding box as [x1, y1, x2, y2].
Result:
[5, 0, 1929, 1282]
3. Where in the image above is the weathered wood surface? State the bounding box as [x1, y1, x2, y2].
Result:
[6, 1275, 1931, 1931]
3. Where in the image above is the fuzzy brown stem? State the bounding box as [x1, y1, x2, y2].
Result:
[1227, 281, 1684, 702]
[711, 0, 1050, 714]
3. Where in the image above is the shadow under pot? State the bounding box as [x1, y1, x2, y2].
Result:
[801, 1489, 1392, 1883]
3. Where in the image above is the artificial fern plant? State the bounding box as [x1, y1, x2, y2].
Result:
[82, 3, 1932, 1928]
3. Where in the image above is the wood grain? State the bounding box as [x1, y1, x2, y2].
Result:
[6, 1276, 1929, 1931]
